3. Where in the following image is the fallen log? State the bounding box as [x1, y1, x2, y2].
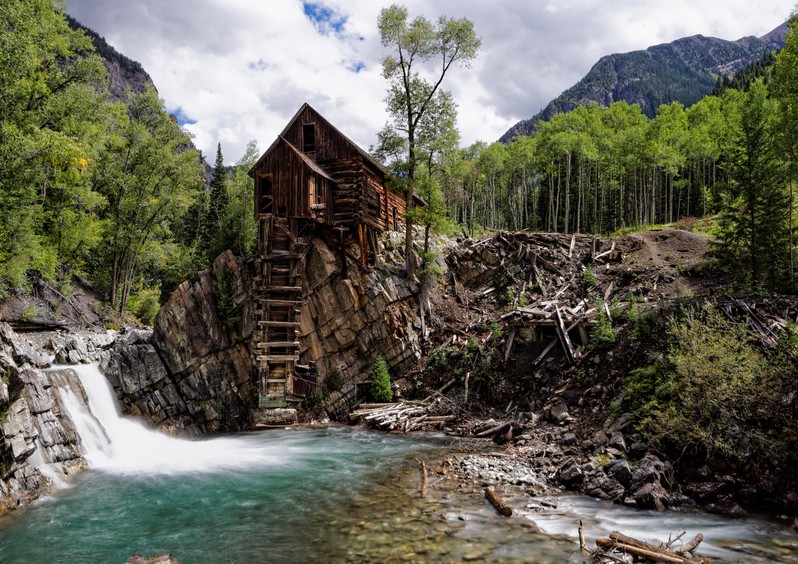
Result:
[595, 538, 687, 564]
[484, 486, 512, 517]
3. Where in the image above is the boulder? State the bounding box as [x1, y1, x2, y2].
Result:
[628, 454, 674, 510]
[555, 457, 584, 486]
[603, 459, 633, 488]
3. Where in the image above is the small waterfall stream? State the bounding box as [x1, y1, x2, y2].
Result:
[51, 364, 286, 475]
[0, 364, 795, 562]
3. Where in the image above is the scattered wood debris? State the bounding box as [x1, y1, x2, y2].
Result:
[588, 530, 707, 564]
[450, 231, 620, 366]
[349, 400, 455, 432]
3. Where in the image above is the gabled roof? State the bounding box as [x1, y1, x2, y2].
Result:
[248, 134, 334, 182]
[280, 102, 388, 175]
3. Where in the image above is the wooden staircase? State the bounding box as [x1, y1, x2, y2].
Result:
[253, 215, 307, 409]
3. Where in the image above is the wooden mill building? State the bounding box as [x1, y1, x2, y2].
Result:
[247, 103, 410, 409]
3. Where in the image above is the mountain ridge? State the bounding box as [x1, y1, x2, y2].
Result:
[500, 22, 789, 142]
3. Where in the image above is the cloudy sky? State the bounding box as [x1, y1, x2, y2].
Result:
[65, 0, 793, 164]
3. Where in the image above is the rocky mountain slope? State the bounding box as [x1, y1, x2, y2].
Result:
[66, 15, 155, 103]
[500, 22, 788, 142]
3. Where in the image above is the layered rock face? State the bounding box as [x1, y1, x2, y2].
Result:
[105, 236, 421, 432]
[298, 237, 421, 408]
[0, 324, 89, 515]
[103, 251, 256, 434]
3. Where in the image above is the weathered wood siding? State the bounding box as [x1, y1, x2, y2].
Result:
[251, 138, 333, 222]
[282, 106, 366, 165]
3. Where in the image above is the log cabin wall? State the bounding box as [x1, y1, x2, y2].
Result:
[249, 103, 411, 234]
[251, 138, 333, 224]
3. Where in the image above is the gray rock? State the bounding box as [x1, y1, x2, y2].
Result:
[628, 454, 674, 510]
[555, 457, 584, 486]
[607, 431, 627, 452]
[550, 403, 572, 424]
[604, 459, 633, 488]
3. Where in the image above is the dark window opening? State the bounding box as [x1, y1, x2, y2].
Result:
[376, 193, 381, 218]
[258, 176, 273, 214]
[392, 207, 398, 231]
[303, 123, 316, 153]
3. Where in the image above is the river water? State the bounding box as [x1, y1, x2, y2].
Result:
[0, 365, 795, 562]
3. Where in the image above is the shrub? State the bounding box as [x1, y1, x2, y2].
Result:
[624, 306, 789, 462]
[582, 265, 598, 286]
[370, 357, 393, 402]
[126, 285, 161, 325]
[590, 302, 617, 350]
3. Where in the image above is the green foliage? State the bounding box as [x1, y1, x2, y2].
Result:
[126, 284, 161, 325]
[370, 357, 393, 402]
[214, 267, 240, 329]
[582, 265, 598, 286]
[489, 322, 502, 341]
[624, 306, 793, 462]
[499, 287, 515, 306]
[323, 368, 344, 393]
[590, 302, 618, 350]
[378, 3, 480, 278]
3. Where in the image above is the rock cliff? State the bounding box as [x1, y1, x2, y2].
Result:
[0, 324, 95, 515]
[103, 236, 421, 432]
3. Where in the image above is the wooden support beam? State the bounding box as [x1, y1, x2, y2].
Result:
[554, 306, 576, 364]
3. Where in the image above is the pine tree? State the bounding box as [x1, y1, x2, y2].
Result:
[203, 143, 228, 260]
[714, 80, 789, 291]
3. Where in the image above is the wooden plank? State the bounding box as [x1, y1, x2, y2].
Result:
[256, 341, 300, 348]
[503, 326, 517, 363]
[257, 321, 301, 327]
[262, 286, 302, 292]
[554, 306, 576, 364]
[257, 354, 300, 362]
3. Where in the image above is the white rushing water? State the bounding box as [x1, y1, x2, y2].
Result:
[51, 364, 293, 476]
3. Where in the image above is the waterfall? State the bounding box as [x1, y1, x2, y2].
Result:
[51, 364, 290, 476]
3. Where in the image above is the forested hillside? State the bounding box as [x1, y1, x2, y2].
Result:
[0, 0, 257, 323]
[401, 19, 798, 294]
[501, 22, 788, 142]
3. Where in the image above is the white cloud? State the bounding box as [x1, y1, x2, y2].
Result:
[65, 0, 792, 163]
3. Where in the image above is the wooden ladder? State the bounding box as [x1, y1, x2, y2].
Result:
[253, 215, 307, 408]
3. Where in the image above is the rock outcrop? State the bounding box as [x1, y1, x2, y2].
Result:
[102, 251, 256, 434]
[0, 324, 88, 515]
[103, 234, 422, 432]
[298, 236, 421, 413]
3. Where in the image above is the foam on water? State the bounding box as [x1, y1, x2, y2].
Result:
[52, 364, 294, 476]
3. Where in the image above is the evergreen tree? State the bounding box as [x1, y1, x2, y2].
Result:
[714, 80, 790, 290]
[203, 143, 228, 259]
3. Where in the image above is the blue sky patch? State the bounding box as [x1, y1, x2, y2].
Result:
[170, 107, 196, 126]
[347, 61, 365, 73]
[302, 1, 347, 35]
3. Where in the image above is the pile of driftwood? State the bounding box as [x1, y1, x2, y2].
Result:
[718, 296, 798, 348]
[450, 231, 621, 366]
[584, 529, 706, 564]
[350, 399, 455, 432]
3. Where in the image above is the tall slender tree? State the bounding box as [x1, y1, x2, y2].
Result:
[378, 4, 480, 279]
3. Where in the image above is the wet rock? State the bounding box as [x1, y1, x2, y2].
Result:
[584, 470, 625, 501]
[604, 459, 632, 488]
[555, 457, 584, 487]
[628, 455, 674, 510]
